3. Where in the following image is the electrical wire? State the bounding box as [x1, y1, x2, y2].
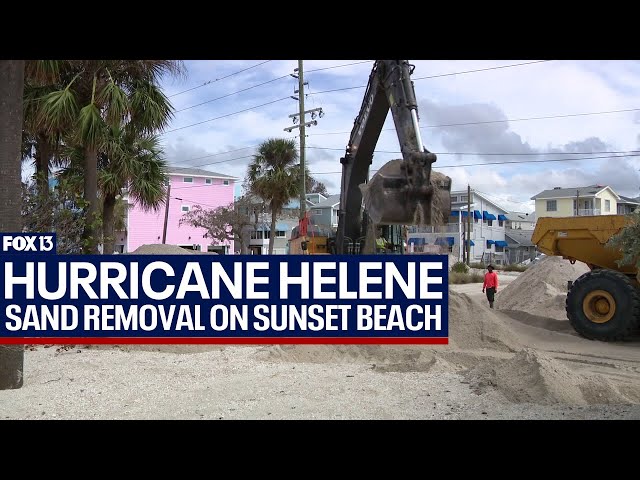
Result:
[305, 60, 552, 97]
[307, 107, 640, 136]
[164, 97, 290, 134]
[168, 60, 272, 98]
[308, 152, 640, 175]
[174, 61, 374, 113]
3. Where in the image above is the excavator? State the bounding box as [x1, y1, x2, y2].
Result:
[289, 60, 452, 255]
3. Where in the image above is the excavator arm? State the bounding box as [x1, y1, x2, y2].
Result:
[335, 60, 452, 254]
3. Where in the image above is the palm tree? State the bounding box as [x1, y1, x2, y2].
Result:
[0, 60, 25, 390]
[37, 60, 183, 253]
[247, 138, 300, 254]
[100, 130, 168, 254]
[22, 61, 72, 201]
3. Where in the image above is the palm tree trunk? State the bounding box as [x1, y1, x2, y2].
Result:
[102, 192, 116, 254]
[35, 133, 51, 199]
[82, 146, 100, 254]
[34, 133, 52, 231]
[269, 209, 277, 254]
[0, 60, 25, 390]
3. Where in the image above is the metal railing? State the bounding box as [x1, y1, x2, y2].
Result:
[408, 223, 472, 234]
[576, 209, 601, 216]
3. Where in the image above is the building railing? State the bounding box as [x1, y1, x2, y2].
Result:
[576, 209, 601, 216]
[408, 223, 472, 234]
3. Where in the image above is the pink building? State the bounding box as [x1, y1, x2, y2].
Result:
[116, 167, 239, 254]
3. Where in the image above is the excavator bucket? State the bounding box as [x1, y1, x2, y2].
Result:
[360, 159, 452, 226]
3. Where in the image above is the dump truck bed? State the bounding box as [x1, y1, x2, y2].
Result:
[531, 215, 635, 275]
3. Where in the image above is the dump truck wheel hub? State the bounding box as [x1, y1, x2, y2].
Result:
[583, 290, 616, 324]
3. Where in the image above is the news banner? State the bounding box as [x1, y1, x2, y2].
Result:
[0, 233, 449, 344]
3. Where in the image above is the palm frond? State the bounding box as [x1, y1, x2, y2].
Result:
[128, 81, 174, 133]
[38, 88, 79, 135]
[25, 60, 62, 85]
[97, 80, 129, 127]
[77, 103, 107, 149]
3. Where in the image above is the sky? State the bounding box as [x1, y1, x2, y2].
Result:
[30, 59, 640, 214]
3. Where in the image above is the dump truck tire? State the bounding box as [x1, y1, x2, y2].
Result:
[566, 269, 640, 341]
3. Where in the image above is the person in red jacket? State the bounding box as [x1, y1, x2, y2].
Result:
[482, 264, 499, 309]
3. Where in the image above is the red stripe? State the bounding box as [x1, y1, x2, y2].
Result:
[1, 337, 448, 345]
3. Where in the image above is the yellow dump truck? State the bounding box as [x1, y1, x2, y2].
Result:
[531, 215, 639, 341]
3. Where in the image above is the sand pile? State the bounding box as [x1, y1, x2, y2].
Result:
[497, 256, 589, 320]
[447, 290, 520, 352]
[465, 348, 634, 405]
[256, 289, 521, 370]
[129, 244, 217, 255]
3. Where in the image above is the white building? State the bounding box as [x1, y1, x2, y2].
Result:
[407, 189, 511, 265]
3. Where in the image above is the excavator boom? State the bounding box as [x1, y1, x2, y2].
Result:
[335, 60, 452, 254]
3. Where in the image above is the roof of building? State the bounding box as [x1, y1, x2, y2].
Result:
[531, 184, 619, 200]
[618, 195, 640, 205]
[168, 166, 238, 179]
[450, 189, 510, 214]
[505, 211, 536, 222]
[505, 231, 535, 247]
[312, 194, 341, 209]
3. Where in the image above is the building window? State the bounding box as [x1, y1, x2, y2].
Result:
[250, 231, 265, 240]
[223, 180, 230, 186]
[181, 205, 190, 213]
[313, 209, 322, 215]
[605, 199, 610, 212]
[487, 220, 493, 227]
[546, 200, 557, 211]
[460, 195, 468, 202]
[205, 178, 212, 185]
[495, 245, 504, 252]
[276, 230, 286, 238]
[451, 195, 458, 202]
[498, 219, 504, 227]
[183, 177, 193, 183]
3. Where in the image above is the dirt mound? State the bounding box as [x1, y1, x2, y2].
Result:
[447, 290, 520, 352]
[465, 348, 633, 405]
[497, 256, 589, 320]
[129, 244, 217, 255]
[255, 289, 520, 369]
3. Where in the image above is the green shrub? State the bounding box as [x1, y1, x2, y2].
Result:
[503, 264, 528, 272]
[449, 272, 484, 284]
[451, 261, 469, 273]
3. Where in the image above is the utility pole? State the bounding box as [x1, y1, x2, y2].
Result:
[284, 60, 324, 221]
[466, 184, 472, 265]
[162, 182, 171, 244]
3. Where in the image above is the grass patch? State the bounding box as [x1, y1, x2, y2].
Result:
[502, 264, 528, 272]
[469, 261, 528, 272]
[449, 272, 484, 284]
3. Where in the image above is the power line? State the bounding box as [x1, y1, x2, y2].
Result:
[170, 196, 221, 209]
[174, 61, 375, 114]
[307, 107, 640, 137]
[168, 60, 272, 98]
[164, 141, 640, 169]
[164, 151, 640, 187]
[305, 60, 373, 73]
[305, 145, 640, 156]
[175, 75, 290, 113]
[164, 97, 290, 134]
[163, 145, 640, 176]
[305, 60, 552, 97]
[412, 60, 550, 81]
[308, 152, 640, 175]
[171, 145, 259, 165]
